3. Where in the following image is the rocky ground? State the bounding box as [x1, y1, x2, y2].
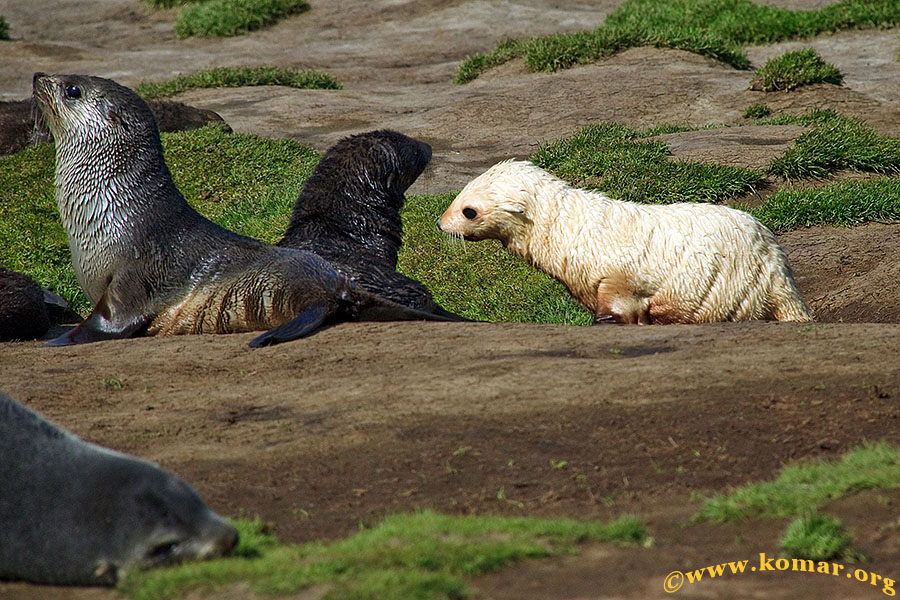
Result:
[0, 0, 899, 598]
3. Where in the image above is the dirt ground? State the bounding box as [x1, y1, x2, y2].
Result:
[1, 0, 899, 598]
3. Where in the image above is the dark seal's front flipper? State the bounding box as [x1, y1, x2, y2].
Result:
[248, 302, 332, 348]
[45, 292, 151, 346]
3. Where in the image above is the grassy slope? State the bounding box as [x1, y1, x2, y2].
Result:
[2, 111, 899, 322]
[455, 0, 900, 83]
[174, 0, 309, 38]
[695, 442, 900, 522]
[136, 66, 341, 100]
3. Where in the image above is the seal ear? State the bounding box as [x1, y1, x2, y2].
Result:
[105, 106, 131, 132]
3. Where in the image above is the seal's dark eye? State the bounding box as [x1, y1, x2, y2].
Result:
[147, 541, 179, 561]
[64, 85, 81, 99]
[462, 207, 477, 220]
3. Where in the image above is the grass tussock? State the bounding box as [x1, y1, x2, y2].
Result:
[743, 103, 772, 119]
[779, 514, 859, 561]
[455, 0, 900, 83]
[531, 122, 765, 205]
[750, 48, 843, 92]
[750, 178, 900, 231]
[695, 442, 900, 522]
[136, 66, 341, 100]
[763, 109, 900, 179]
[0, 15, 9, 40]
[120, 511, 647, 600]
[174, 0, 309, 38]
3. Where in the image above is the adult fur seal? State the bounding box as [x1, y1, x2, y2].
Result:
[33, 73, 454, 348]
[0, 392, 238, 585]
[439, 160, 812, 324]
[278, 130, 462, 319]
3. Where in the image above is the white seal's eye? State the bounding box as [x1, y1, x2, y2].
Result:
[64, 85, 81, 99]
[462, 207, 477, 220]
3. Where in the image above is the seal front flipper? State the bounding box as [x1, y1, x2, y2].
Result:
[248, 301, 332, 348]
[46, 292, 152, 346]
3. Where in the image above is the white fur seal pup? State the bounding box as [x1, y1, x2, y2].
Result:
[32, 73, 453, 347]
[439, 160, 812, 324]
[0, 392, 238, 585]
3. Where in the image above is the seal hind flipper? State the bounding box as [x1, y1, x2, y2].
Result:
[248, 301, 332, 347]
[248, 289, 459, 348]
[46, 292, 152, 346]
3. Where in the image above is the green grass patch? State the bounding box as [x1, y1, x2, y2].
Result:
[764, 109, 900, 179]
[121, 511, 647, 600]
[749, 177, 900, 231]
[750, 48, 843, 92]
[531, 122, 766, 204]
[455, 0, 900, 83]
[174, 0, 308, 38]
[0, 143, 81, 311]
[695, 442, 900, 522]
[136, 66, 341, 100]
[0, 15, 9, 40]
[743, 103, 772, 119]
[779, 514, 858, 561]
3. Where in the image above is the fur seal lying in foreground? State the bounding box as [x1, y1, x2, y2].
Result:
[33, 73, 454, 347]
[278, 130, 462, 319]
[0, 392, 237, 585]
[439, 160, 812, 324]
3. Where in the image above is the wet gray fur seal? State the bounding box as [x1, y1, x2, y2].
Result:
[278, 130, 462, 319]
[0, 392, 238, 585]
[33, 73, 454, 348]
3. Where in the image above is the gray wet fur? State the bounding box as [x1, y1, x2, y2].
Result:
[0, 393, 238, 586]
[278, 130, 462, 319]
[32, 73, 453, 347]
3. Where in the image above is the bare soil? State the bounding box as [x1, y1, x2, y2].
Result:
[1, 0, 899, 598]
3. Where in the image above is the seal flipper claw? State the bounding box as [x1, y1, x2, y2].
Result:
[249, 302, 332, 347]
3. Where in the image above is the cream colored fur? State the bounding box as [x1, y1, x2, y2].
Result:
[439, 160, 812, 324]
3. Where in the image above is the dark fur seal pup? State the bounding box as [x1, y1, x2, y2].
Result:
[0, 392, 238, 585]
[0, 266, 51, 341]
[33, 73, 453, 348]
[278, 130, 462, 319]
